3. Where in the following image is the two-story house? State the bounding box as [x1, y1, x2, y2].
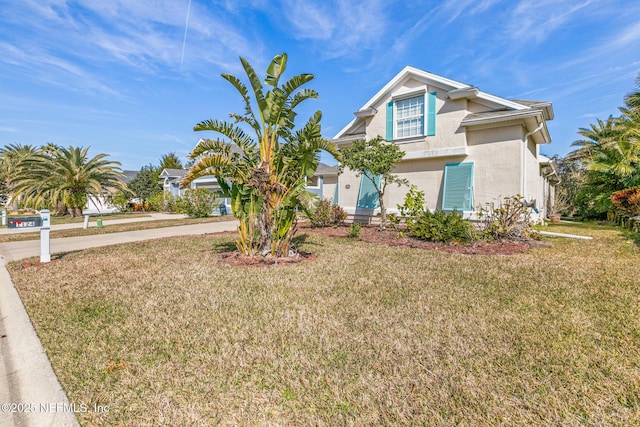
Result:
[326, 66, 558, 220]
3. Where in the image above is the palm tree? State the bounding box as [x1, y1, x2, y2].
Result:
[12, 146, 127, 217]
[182, 53, 340, 257]
[569, 117, 619, 162]
[0, 143, 41, 212]
[567, 98, 640, 216]
[623, 72, 640, 112]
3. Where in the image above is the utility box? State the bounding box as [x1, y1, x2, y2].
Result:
[8, 216, 42, 229]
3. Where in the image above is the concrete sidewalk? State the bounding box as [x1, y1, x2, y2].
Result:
[0, 218, 238, 426]
[0, 212, 189, 235]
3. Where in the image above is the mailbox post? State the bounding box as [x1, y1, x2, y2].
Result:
[40, 209, 51, 263]
[1, 209, 6, 226]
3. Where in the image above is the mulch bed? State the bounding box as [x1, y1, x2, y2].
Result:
[213, 224, 535, 266]
[300, 224, 534, 255]
[217, 251, 317, 267]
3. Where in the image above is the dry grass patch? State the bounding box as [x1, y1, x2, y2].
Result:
[8, 224, 640, 425]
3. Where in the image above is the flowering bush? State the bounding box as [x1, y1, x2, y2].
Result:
[610, 187, 640, 215]
[175, 188, 218, 218]
[309, 199, 347, 227]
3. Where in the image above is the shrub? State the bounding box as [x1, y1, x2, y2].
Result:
[398, 185, 427, 223]
[386, 212, 401, 230]
[148, 192, 177, 213]
[348, 222, 361, 238]
[407, 209, 475, 243]
[331, 204, 348, 225]
[477, 196, 536, 241]
[175, 188, 218, 218]
[133, 202, 150, 212]
[111, 191, 132, 213]
[309, 199, 347, 227]
[610, 187, 640, 215]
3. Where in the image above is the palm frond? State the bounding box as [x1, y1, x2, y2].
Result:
[264, 53, 287, 88]
[240, 56, 267, 123]
[194, 119, 256, 150]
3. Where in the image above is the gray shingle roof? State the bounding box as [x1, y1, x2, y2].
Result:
[315, 162, 338, 176]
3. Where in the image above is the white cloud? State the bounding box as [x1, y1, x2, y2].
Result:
[265, 0, 389, 59]
[505, 0, 595, 44]
[0, 0, 261, 93]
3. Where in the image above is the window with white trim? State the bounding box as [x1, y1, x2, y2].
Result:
[395, 96, 424, 138]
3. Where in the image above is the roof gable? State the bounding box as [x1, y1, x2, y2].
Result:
[159, 168, 187, 178]
[334, 66, 537, 140]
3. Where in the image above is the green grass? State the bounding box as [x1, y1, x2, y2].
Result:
[8, 223, 640, 425]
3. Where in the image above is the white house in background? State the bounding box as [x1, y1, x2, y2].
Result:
[159, 168, 231, 207]
[159, 169, 221, 196]
[321, 66, 558, 220]
[83, 169, 141, 214]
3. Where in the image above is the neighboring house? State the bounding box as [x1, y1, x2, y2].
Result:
[307, 163, 339, 201]
[159, 168, 188, 197]
[84, 169, 140, 214]
[158, 168, 230, 207]
[327, 66, 558, 220]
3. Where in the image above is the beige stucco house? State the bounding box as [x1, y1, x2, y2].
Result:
[324, 66, 558, 220]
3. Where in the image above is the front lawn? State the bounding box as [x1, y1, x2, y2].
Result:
[8, 223, 640, 425]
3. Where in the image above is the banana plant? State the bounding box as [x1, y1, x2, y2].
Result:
[182, 53, 341, 257]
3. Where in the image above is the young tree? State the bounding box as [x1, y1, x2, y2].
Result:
[182, 53, 340, 257]
[128, 165, 162, 204]
[339, 136, 407, 229]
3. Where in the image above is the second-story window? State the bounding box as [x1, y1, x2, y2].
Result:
[395, 95, 424, 138]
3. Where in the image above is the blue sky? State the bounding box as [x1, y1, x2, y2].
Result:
[1, 0, 639, 171]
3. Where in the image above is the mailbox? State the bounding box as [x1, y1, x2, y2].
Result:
[8, 216, 42, 229]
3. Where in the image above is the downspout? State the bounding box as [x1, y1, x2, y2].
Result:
[521, 120, 544, 198]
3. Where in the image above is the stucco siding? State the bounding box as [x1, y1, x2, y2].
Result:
[466, 125, 523, 206]
[364, 81, 469, 153]
[329, 66, 555, 220]
[322, 176, 338, 202]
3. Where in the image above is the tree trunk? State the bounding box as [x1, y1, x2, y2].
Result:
[378, 190, 386, 230]
[55, 201, 68, 216]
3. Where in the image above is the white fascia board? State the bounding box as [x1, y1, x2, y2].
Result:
[334, 117, 359, 139]
[402, 146, 468, 160]
[461, 110, 542, 127]
[476, 93, 530, 110]
[448, 87, 479, 100]
[332, 133, 366, 146]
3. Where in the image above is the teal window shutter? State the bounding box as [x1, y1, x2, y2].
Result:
[357, 171, 382, 209]
[426, 91, 436, 136]
[386, 101, 394, 141]
[442, 162, 473, 211]
[333, 179, 339, 205]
